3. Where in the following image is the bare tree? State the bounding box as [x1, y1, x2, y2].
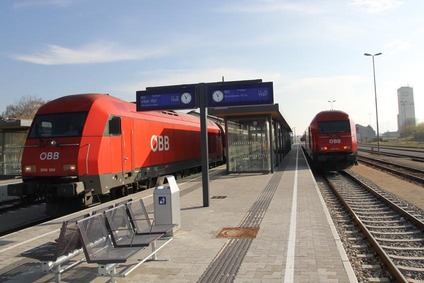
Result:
[1, 96, 46, 120]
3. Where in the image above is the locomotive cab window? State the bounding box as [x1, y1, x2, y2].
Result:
[105, 116, 121, 136]
[28, 112, 87, 138]
[318, 120, 350, 134]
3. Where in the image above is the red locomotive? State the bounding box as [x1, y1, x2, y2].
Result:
[301, 110, 358, 171]
[8, 93, 224, 214]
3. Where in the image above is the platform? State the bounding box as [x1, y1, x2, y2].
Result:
[0, 145, 357, 282]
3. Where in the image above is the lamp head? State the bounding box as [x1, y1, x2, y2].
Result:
[364, 52, 382, 56]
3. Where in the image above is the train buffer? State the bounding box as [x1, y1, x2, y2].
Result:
[77, 207, 173, 282]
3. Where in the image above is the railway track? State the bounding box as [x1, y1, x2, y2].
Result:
[359, 147, 424, 163]
[318, 170, 424, 282]
[358, 155, 424, 186]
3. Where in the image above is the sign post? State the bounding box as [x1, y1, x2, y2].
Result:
[198, 83, 210, 207]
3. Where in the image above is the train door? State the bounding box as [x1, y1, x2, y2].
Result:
[106, 115, 134, 196]
[107, 116, 123, 176]
[121, 117, 134, 174]
[107, 116, 133, 175]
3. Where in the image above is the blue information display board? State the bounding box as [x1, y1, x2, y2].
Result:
[207, 82, 273, 108]
[136, 85, 197, 111]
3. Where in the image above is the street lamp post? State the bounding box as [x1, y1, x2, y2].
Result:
[328, 100, 335, 110]
[364, 52, 382, 155]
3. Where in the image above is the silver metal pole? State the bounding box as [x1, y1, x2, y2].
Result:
[364, 52, 382, 155]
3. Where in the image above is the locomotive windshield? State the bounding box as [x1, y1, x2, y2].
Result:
[318, 120, 350, 134]
[28, 112, 88, 138]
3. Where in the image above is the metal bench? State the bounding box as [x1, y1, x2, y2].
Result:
[126, 198, 175, 235]
[77, 208, 173, 281]
[40, 214, 89, 283]
[104, 204, 162, 247]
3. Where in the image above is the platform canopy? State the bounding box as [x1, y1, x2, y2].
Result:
[0, 119, 32, 130]
[208, 103, 291, 132]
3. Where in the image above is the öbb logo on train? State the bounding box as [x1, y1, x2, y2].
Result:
[40, 152, 60, 160]
[150, 135, 170, 152]
[328, 139, 341, 144]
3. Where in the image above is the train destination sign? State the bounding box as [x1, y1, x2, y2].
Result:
[136, 85, 197, 111]
[207, 82, 273, 108]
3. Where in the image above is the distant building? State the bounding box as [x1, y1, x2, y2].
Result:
[397, 86, 416, 131]
[356, 124, 376, 143]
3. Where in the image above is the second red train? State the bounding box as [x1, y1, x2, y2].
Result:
[301, 110, 358, 171]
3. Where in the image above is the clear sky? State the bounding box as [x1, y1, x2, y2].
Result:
[1, 0, 423, 135]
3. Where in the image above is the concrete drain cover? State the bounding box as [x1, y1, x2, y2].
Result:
[216, 227, 259, 239]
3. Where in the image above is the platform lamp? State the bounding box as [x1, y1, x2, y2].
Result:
[364, 52, 382, 155]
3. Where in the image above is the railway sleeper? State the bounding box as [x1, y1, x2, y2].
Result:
[369, 230, 421, 236]
[389, 254, 424, 261]
[365, 224, 414, 229]
[381, 245, 424, 251]
[396, 264, 424, 273]
[374, 237, 424, 242]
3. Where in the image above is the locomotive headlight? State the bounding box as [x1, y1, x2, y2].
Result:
[343, 146, 351, 150]
[320, 146, 328, 151]
[63, 164, 76, 172]
[24, 165, 36, 173]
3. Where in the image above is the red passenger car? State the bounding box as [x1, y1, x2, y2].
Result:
[8, 93, 224, 214]
[302, 110, 358, 171]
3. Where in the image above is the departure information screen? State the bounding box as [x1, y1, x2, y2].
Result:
[136, 85, 197, 111]
[208, 82, 273, 107]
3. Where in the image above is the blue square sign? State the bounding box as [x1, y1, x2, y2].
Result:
[158, 196, 166, 205]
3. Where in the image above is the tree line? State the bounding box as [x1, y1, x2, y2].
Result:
[399, 123, 424, 141]
[1, 96, 46, 120]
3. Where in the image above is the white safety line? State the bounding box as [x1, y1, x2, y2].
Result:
[284, 145, 299, 283]
[0, 228, 59, 254]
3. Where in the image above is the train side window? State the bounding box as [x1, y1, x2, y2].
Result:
[106, 116, 121, 136]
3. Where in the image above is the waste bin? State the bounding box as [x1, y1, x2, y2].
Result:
[153, 175, 181, 235]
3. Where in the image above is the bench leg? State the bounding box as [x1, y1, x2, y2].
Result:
[98, 263, 119, 276]
[151, 240, 157, 261]
[54, 269, 61, 283]
[110, 267, 117, 283]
